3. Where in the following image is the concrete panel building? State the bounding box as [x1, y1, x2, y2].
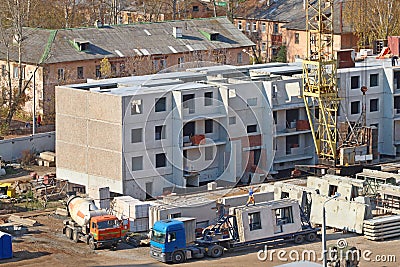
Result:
[56, 67, 276, 200]
[57, 56, 400, 199]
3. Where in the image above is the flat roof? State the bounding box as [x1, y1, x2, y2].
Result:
[250, 64, 303, 75]
[102, 82, 215, 97]
[236, 199, 298, 211]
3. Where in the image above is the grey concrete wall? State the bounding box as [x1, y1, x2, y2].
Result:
[0, 132, 55, 161]
[310, 194, 370, 234]
[56, 86, 123, 197]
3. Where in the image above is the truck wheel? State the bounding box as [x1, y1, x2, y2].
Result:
[172, 251, 185, 264]
[110, 243, 118, 251]
[89, 238, 96, 250]
[65, 228, 72, 240]
[209, 245, 224, 258]
[72, 230, 79, 243]
[306, 232, 317, 242]
[294, 235, 305, 244]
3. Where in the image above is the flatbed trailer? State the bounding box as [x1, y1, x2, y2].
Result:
[150, 200, 319, 263]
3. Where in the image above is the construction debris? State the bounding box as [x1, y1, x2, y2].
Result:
[55, 208, 68, 217]
[8, 214, 39, 227]
[364, 215, 400, 240]
[0, 223, 28, 235]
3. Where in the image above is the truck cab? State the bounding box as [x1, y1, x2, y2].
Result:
[90, 215, 128, 244]
[150, 219, 187, 263]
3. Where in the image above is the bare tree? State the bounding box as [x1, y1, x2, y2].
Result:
[140, 0, 165, 22]
[226, 0, 248, 22]
[62, 0, 78, 28]
[0, 0, 35, 132]
[343, 0, 400, 47]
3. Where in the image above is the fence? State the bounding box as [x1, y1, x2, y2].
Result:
[0, 132, 55, 161]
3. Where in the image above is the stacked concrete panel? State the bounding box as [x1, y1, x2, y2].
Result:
[363, 215, 400, 240]
[112, 196, 153, 232]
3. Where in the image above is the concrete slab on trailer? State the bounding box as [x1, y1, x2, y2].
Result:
[233, 199, 302, 243]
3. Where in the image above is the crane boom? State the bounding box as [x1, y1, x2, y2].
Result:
[302, 0, 339, 166]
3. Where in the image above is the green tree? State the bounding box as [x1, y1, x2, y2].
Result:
[275, 46, 287, 63]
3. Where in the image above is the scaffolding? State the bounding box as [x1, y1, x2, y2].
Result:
[302, 0, 340, 165]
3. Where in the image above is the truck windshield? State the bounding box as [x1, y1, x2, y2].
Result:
[151, 229, 166, 244]
[97, 220, 120, 229]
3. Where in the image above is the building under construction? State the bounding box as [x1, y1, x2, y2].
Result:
[55, 53, 400, 200]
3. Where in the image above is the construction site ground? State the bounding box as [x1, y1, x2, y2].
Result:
[0, 213, 398, 267]
[0, 165, 56, 184]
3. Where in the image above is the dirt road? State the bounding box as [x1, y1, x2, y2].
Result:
[1, 214, 399, 267]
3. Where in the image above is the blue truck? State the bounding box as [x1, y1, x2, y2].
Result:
[150, 199, 319, 264]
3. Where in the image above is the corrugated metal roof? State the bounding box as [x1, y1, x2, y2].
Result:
[236, 0, 353, 34]
[1, 17, 254, 64]
[282, 0, 353, 33]
[237, 0, 305, 23]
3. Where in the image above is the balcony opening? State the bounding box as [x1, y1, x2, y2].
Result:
[183, 94, 195, 114]
[183, 121, 195, 137]
[395, 96, 400, 114]
[286, 135, 299, 155]
[394, 71, 400, 90]
[286, 109, 299, 129]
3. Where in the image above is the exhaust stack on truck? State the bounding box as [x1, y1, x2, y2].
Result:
[63, 195, 129, 250]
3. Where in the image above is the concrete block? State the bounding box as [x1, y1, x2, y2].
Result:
[207, 182, 217, 191]
[130, 217, 149, 232]
[39, 151, 56, 162]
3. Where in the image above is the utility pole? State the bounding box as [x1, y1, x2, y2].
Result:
[322, 192, 340, 267]
[32, 70, 36, 135]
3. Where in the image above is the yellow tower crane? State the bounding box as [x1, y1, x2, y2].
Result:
[302, 0, 340, 166]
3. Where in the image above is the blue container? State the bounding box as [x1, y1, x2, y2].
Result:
[0, 231, 12, 259]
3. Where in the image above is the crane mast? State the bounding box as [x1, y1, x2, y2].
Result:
[302, 0, 339, 166]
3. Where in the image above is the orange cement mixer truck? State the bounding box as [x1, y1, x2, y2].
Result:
[63, 195, 129, 250]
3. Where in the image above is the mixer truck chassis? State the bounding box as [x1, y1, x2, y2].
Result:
[63, 220, 120, 250]
[63, 196, 128, 251]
